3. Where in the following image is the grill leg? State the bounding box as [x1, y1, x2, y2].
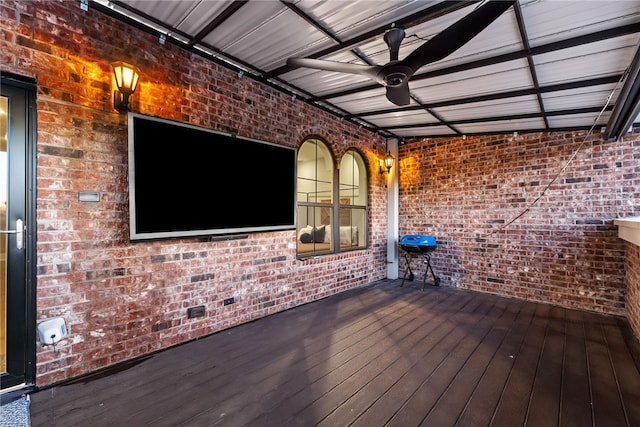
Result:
[422, 255, 428, 291]
[400, 253, 414, 287]
[422, 253, 440, 291]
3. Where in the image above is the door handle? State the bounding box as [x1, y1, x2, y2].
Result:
[0, 219, 24, 250]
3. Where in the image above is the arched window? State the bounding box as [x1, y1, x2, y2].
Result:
[296, 138, 367, 257]
[338, 149, 367, 249]
[297, 138, 333, 255]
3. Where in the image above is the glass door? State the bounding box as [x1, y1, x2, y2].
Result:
[1, 94, 6, 376]
[1, 76, 36, 391]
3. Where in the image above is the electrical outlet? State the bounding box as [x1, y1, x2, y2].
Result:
[223, 297, 235, 306]
[187, 305, 205, 318]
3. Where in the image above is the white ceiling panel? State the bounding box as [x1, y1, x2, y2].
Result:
[330, 88, 408, 112]
[520, 0, 640, 47]
[393, 126, 455, 138]
[541, 84, 619, 113]
[457, 117, 547, 135]
[413, 8, 522, 72]
[201, 6, 334, 71]
[547, 112, 611, 129]
[97, 0, 640, 139]
[353, 37, 398, 66]
[354, 4, 522, 72]
[296, 0, 445, 41]
[321, 50, 369, 64]
[365, 110, 439, 128]
[397, 3, 482, 55]
[283, 68, 372, 96]
[533, 35, 640, 85]
[434, 95, 541, 122]
[409, 59, 533, 103]
[122, 0, 217, 30]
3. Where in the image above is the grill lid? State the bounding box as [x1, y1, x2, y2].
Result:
[400, 234, 437, 253]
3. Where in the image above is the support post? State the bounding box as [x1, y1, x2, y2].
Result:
[386, 138, 399, 279]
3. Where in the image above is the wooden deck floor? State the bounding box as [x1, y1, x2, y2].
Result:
[30, 279, 640, 427]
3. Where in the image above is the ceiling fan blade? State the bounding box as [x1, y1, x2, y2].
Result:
[287, 58, 383, 83]
[403, 1, 515, 73]
[386, 83, 411, 106]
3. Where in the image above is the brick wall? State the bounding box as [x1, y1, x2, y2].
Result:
[2, 0, 389, 386]
[398, 132, 640, 316]
[624, 242, 640, 340]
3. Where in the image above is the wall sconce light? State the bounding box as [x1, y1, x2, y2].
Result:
[379, 150, 395, 175]
[111, 61, 141, 113]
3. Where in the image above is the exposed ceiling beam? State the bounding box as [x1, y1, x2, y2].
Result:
[513, 1, 549, 130]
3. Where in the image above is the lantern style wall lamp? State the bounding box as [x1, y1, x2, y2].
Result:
[379, 150, 395, 175]
[111, 61, 141, 113]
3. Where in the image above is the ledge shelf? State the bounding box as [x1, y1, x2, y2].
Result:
[614, 216, 640, 246]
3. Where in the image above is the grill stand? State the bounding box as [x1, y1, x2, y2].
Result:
[400, 251, 440, 290]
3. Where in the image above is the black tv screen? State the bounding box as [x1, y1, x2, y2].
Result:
[128, 113, 296, 241]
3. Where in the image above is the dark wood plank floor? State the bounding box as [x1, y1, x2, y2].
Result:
[30, 279, 640, 427]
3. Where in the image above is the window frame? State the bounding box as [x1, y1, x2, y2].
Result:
[337, 148, 368, 251]
[296, 138, 368, 258]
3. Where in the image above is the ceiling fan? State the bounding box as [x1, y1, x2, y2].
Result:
[287, 1, 515, 106]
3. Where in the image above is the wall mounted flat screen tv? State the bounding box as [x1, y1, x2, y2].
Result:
[128, 113, 296, 241]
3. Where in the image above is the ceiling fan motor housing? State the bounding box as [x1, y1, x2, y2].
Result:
[382, 27, 411, 87]
[384, 27, 405, 61]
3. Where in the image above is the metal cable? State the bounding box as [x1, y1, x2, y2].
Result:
[482, 68, 629, 238]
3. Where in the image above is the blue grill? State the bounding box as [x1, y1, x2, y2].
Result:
[399, 234, 440, 289]
[399, 234, 437, 253]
